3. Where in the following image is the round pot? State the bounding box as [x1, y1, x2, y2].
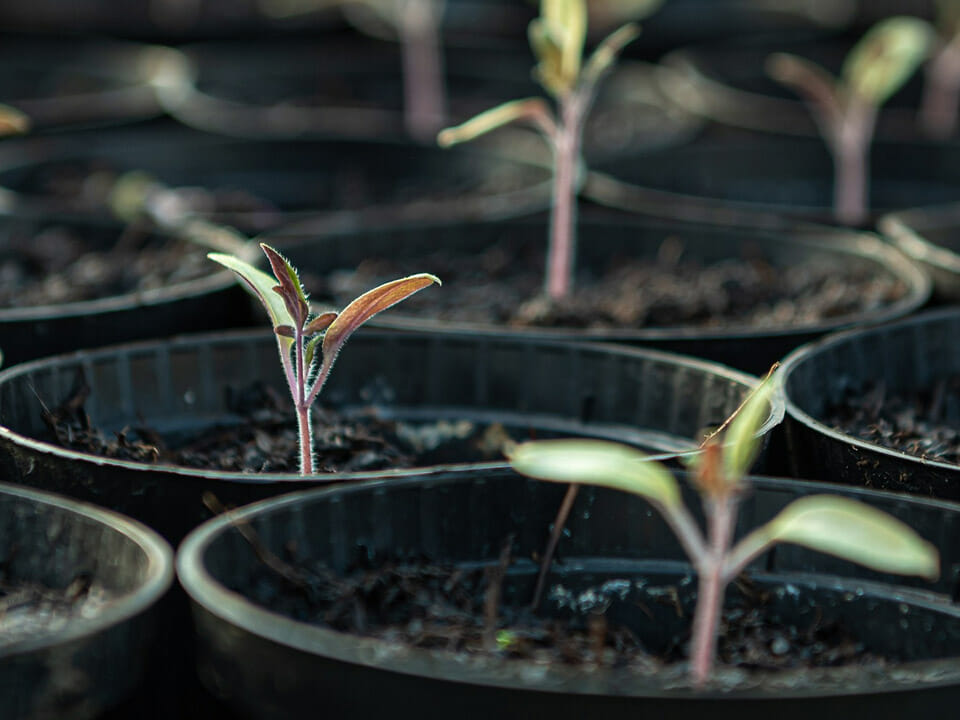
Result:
[162, 38, 701, 160]
[177, 470, 960, 719]
[585, 131, 960, 228]
[781, 307, 960, 499]
[266, 213, 930, 374]
[0, 329, 781, 545]
[0, 36, 182, 134]
[879, 203, 960, 302]
[0, 481, 173, 720]
[0, 123, 552, 234]
[0, 211, 252, 367]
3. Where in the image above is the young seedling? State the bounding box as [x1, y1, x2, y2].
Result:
[766, 16, 931, 225]
[921, 0, 960, 138]
[437, 0, 642, 300]
[209, 243, 440, 475]
[258, 0, 446, 140]
[507, 375, 939, 687]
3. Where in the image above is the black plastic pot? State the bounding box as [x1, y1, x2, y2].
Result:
[0, 211, 252, 367]
[880, 204, 960, 302]
[0, 481, 173, 720]
[0, 36, 181, 135]
[177, 469, 960, 719]
[585, 131, 960, 228]
[781, 307, 960, 500]
[266, 213, 930, 374]
[162, 38, 701, 161]
[0, 123, 552, 234]
[0, 328, 781, 545]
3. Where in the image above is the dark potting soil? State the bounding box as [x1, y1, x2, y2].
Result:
[0, 572, 113, 648]
[826, 376, 960, 465]
[42, 378, 516, 474]
[0, 222, 213, 307]
[315, 240, 906, 331]
[237, 548, 886, 683]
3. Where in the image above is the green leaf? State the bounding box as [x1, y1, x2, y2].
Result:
[437, 98, 554, 146]
[529, 18, 567, 96]
[544, 0, 587, 88]
[722, 376, 778, 481]
[842, 16, 933, 106]
[207, 252, 295, 345]
[506, 439, 681, 510]
[582, 22, 641, 86]
[759, 495, 940, 580]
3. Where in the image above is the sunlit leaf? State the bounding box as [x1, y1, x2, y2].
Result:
[842, 16, 933, 105]
[543, 0, 587, 89]
[437, 98, 554, 146]
[722, 375, 777, 481]
[757, 495, 939, 580]
[208, 252, 294, 335]
[506, 439, 681, 509]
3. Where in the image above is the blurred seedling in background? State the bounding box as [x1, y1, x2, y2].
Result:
[259, 0, 447, 140]
[210, 243, 439, 475]
[921, 0, 960, 138]
[507, 374, 939, 687]
[0, 104, 29, 136]
[438, 0, 647, 301]
[766, 16, 931, 225]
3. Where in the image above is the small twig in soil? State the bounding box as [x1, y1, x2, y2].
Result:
[483, 533, 514, 652]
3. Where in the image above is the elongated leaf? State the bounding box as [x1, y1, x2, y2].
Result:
[305, 311, 338, 336]
[722, 375, 778, 481]
[321, 273, 440, 361]
[208, 252, 294, 333]
[582, 22, 641, 86]
[506, 439, 681, 509]
[543, 0, 587, 89]
[842, 16, 932, 106]
[529, 18, 567, 96]
[757, 495, 939, 580]
[437, 98, 554, 146]
[261, 244, 309, 328]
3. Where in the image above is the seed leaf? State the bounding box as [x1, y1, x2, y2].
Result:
[438, 98, 553, 146]
[506, 439, 681, 509]
[582, 23, 641, 86]
[758, 495, 940, 580]
[842, 16, 932, 105]
[208, 252, 295, 343]
[722, 376, 778, 481]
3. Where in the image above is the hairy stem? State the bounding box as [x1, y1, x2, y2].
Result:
[921, 36, 960, 139]
[546, 95, 584, 300]
[400, 0, 446, 141]
[689, 495, 738, 687]
[295, 332, 313, 475]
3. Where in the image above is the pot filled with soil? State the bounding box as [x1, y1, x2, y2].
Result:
[0, 328, 781, 545]
[0, 481, 173, 720]
[0, 122, 552, 235]
[879, 202, 960, 302]
[0, 210, 253, 367]
[266, 213, 930, 373]
[176, 468, 960, 719]
[780, 306, 960, 499]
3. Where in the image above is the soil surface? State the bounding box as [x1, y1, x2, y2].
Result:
[237, 548, 886, 680]
[314, 240, 906, 331]
[42, 378, 516, 473]
[826, 376, 960, 465]
[0, 222, 214, 307]
[0, 572, 113, 648]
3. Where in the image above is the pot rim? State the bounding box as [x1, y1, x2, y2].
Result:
[879, 203, 960, 277]
[0, 479, 174, 657]
[176, 470, 960, 700]
[0, 327, 784, 484]
[780, 306, 960, 476]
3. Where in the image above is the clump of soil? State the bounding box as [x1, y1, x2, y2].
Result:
[0, 222, 212, 307]
[825, 376, 960, 465]
[314, 240, 905, 331]
[0, 573, 113, 648]
[238, 547, 884, 677]
[42, 378, 512, 474]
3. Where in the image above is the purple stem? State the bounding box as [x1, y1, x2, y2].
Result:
[294, 330, 313, 475]
[831, 96, 876, 227]
[546, 95, 584, 300]
[400, 0, 446, 141]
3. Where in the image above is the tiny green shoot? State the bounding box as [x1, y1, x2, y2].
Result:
[507, 374, 939, 687]
[438, 0, 642, 301]
[766, 16, 931, 225]
[210, 243, 440, 475]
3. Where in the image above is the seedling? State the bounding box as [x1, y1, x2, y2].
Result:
[507, 375, 939, 687]
[921, 0, 960, 138]
[209, 243, 439, 475]
[766, 16, 931, 225]
[259, 0, 446, 140]
[438, 0, 643, 300]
